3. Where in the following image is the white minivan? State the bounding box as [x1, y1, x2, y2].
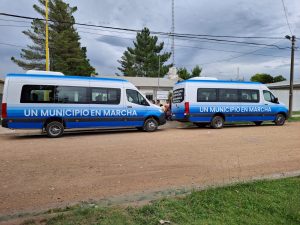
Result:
[1, 71, 166, 137]
[172, 77, 288, 128]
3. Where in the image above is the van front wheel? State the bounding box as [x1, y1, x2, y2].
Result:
[210, 116, 224, 129]
[143, 118, 158, 132]
[274, 113, 286, 126]
[46, 121, 64, 138]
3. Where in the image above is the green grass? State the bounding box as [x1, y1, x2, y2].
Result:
[23, 177, 300, 225]
[293, 111, 300, 115]
[289, 117, 300, 122]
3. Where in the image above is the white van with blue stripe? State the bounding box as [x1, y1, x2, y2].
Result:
[172, 77, 288, 128]
[1, 71, 166, 137]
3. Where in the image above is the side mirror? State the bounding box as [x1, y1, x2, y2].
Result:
[274, 97, 279, 104]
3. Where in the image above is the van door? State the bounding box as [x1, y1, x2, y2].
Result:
[125, 89, 149, 127]
[262, 90, 278, 121]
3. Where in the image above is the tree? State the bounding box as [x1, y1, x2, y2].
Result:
[177, 67, 190, 80]
[250, 73, 287, 83]
[191, 65, 202, 77]
[117, 27, 172, 77]
[250, 73, 274, 83]
[273, 75, 286, 83]
[11, 0, 95, 76]
[178, 65, 202, 80]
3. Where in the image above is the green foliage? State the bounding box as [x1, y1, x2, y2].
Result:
[250, 73, 286, 84]
[178, 65, 202, 80]
[117, 27, 172, 77]
[273, 75, 287, 83]
[43, 177, 300, 225]
[191, 65, 202, 77]
[11, 0, 95, 76]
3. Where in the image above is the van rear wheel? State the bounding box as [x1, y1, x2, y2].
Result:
[143, 118, 158, 132]
[274, 113, 286, 126]
[45, 121, 64, 138]
[210, 116, 224, 129]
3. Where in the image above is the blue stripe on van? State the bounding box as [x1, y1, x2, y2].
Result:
[6, 73, 128, 82]
[176, 80, 261, 85]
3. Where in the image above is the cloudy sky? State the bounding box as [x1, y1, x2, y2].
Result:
[0, 0, 300, 80]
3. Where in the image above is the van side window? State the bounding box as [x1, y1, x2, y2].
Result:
[126, 89, 149, 106]
[21, 85, 55, 103]
[197, 88, 217, 102]
[55, 86, 88, 104]
[263, 90, 275, 103]
[91, 88, 121, 105]
[219, 89, 239, 102]
[240, 89, 259, 103]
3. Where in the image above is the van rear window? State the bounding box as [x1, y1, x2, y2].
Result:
[172, 88, 184, 103]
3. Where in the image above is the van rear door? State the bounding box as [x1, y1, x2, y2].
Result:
[172, 87, 186, 121]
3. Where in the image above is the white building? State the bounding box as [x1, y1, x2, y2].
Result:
[99, 76, 177, 102]
[267, 79, 300, 111]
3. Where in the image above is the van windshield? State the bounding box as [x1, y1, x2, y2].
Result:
[172, 88, 184, 103]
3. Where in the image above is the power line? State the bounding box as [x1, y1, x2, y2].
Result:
[175, 44, 293, 59]
[0, 12, 290, 48]
[281, 0, 293, 35]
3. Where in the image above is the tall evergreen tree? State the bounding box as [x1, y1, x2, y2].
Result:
[11, 0, 95, 76]
[117, 27, 172, 77]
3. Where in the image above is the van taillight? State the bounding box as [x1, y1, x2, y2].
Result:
[2, 103, 7, 119]
[184, 102, 190, 115]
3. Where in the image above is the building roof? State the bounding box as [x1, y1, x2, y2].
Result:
[267, 79, 300, 89]
[99, 75, 177, 88]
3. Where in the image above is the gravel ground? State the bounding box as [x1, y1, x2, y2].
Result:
[0, 122, 299, 217]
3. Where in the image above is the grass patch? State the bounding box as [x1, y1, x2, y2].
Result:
[25, 177, 300, 225]
[293, 111, 300, 115]
[288, 117, 300, 122]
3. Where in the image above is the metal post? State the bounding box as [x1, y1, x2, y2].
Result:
[45, 0, 50, 71]
[288, 35, 295, 118]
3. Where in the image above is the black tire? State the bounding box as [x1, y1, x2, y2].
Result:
[254, 121, 263, 126]
[274, 113, 286, 126]
[143, 118, 158, 132]
[194, 123, 207, 128]
[45, 121, 64, 138]
[210, 116, 224, 129]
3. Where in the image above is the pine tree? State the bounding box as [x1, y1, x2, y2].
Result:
[11, 0, 95, 76]
[117, 27, 172, 77]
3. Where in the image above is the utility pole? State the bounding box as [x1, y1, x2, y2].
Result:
[285, 35, 296, 117]
[45, 0, 50, 71]
[157, 56, 160, 101]
[171, 0, 175, 65]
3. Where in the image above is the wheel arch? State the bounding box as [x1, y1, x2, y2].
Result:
[43, 117, 66, 128]
[144, 115, 159, 123]
[212, 113, 226, 121]
[277, 111, 287, 118]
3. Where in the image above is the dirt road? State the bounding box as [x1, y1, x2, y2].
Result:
[0, 122, 300, 216]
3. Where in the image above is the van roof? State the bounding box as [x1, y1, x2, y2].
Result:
[176, 79, 261, 85]
[6, 73, 128, 83]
